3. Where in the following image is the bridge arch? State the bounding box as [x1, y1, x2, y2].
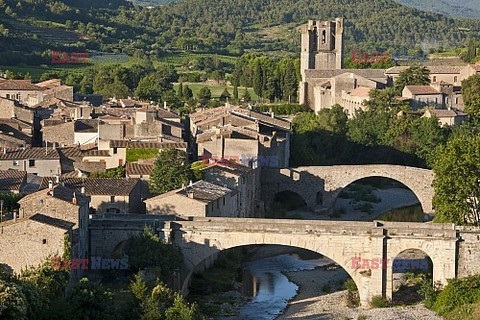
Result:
[178, 240, 364, 306]
[262, 165, 434, 215]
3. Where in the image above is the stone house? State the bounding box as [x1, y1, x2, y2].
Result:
[191, 105, 291, 168]
[402, 85, 444, 110]
[9, 183, 90, 274]
[341, 86, 372, 117]
[0, 147, 62, 176]
[74, 119, 99, 146]
[422, 108, 468, 127]
[386, 66, 465, 86]
[54, 177, 144, 214]
[145, 180, 238, 217]
[204, 164, 262, 217]
[0, 80, 45, 106]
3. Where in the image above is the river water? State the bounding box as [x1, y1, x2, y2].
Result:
[225, 254, 331, 320]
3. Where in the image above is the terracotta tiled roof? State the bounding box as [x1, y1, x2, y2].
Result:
[0, 80, 44, 91]
[35, 79, 61, 88]
[126, 162, 154, 176]
[427, 109, 467, 117]
[347, 86, 373, 97]
[29, 213, 75, 230]
[405, 85, 441, 95]
[60, 178, 140, 196]
[205, 163, 254, 176]
[109, 140, 187, 149]
[0, 170, 26, 191]
[82, 149, 110, 157]
[0, 147, 60, 160]
[157, 108, 181, 119]
[74, 119, 98, 133]
[19, 184, 89, 205]
[386, 66, 464, 74]
[178, 180, 235, 203]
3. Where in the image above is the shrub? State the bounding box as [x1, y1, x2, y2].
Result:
[343, 279, 358, 292]
[432, 276, 480, 315]
[419, 279, 439, 309]
[370, 295, 389, 308]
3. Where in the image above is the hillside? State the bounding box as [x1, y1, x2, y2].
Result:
[395, 0, 480, 18]
[1, 0, 480, 65]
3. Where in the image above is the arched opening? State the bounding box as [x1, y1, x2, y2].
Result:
[187, 244, 359, 319]
[269, 191, 307, 219]
[334, 177, 424, 222]
[391, 249, 433, 305]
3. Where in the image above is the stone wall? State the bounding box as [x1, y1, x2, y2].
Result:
[457, 226, 480, 278]
[0, 218, 67, 272]
[42, 122, 75, 146]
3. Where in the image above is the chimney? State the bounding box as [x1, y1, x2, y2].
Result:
[48, 180, 53, 190]
[55, 176, 59, 184]
[271, 112, 275, 119]
[187, 190, 194, 199]
[164, 101, 167, 109]
[81, 186, 85, 194]
[72, 192, 77, 205]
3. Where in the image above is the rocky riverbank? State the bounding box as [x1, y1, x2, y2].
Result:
[278, 265, 444, 320]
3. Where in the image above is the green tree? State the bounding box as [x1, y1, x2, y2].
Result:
[196, 87, 211, 105]
[64, 278, 116, 320]
[410, 116, 448, 167]
[233, 84, 239, 100]
[394, 65, 431, 94]
[283, 60, 298, 103]
[317, 105, 348, 134]
[177, 83, 184, 99]
[219, 88, 231, 101]
[135, 74, 172, 102]
[462, 74, 480, 120]
[149, 149, 191, 195]
[242, 89, 251, 102]
[183, 85, 193, 100]
[433, 133, 480, 225]
[0, 277, 27, 320]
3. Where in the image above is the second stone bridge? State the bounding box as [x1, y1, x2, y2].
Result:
[261, 165, 435, 214]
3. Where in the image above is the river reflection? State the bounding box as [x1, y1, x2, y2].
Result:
[229, 254, 331, 320]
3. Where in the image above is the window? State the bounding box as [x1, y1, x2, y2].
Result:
[435, 98, 438, 104]
[223, 198, 226, 206]
[455, 98, 459, 104]
[5, 94, 10, 99]
[110, 196, 115, 203]
[12, 160, 19, 166]
[16, 94, 20, 100]
[322, 30, 326, 44]
[29, 159, 35, 167]
[454, 76, 458, 83]
[433, 76, 437, 82]
[42, 239, 47, 244]
[113, 147, 118, 154]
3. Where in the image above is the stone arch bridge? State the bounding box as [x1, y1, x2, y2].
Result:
[261, 165, 435, 214]
[90, 215, 480, 306]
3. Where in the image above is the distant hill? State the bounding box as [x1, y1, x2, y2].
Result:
[395, 0, 480, 18]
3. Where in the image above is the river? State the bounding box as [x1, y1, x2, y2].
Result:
[221, 254, 331, 320]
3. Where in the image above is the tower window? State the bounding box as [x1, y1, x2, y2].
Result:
[322, 30, 326, 44]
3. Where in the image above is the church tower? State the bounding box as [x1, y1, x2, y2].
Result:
[299, 18, 344, 104]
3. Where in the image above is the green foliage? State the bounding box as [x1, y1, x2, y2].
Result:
[90, 166, 125, 178]
[433, 132, 480, 225]
[419, 279, 439, 309]
[65, 278, 116, 320]
[370, 295, 389, 308]
[462, 75, 480, 120]
[0, 192, 23, 215]
[431, 276, 480, 315]
[149, 149, 192, 195]
[0, 277, 27, 320]
[124, 227, 182, 281]
[393, 65, 431, 94]
[343, 279, 358, 292]
[219, 88, 231, 101]
[126, 148, 159, 162]
[196, 87, 212, 105]
[377, 204, 424, 222]
[135, 73, 175, 103]
[130, 275, 200, 320]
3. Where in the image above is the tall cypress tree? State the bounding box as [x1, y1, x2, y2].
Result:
[178, 82, 184, 99]
[233, 83, 239, 100]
